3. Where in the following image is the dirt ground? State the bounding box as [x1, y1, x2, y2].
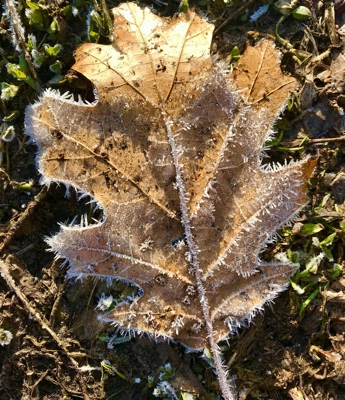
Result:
[0, 0, 345, 399]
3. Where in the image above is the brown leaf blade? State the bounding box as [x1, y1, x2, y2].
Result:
[25, 3, 315, 398]
[73, 3, 214, 104]
[233, 39, 297, 117]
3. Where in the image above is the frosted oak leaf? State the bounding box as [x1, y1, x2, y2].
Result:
[25, 3, 316, 399]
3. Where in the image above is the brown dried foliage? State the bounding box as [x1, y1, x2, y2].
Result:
[26, 3, 316, 398]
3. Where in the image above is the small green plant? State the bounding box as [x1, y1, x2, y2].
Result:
[100, 359, 127, 381]
[96, 293, 116, 312]
[229, 46, 241, 63]
[97, 332, 132, 349]
[25, 1, 50, 30]
[0, 328, 13, 346]
[288, 194, 345, 317]
[7, 58, 37, 90]
[87, 0, 113, 42]
[152, 363, 178, 399]
[0, 82, 19, 100]
[274, 0, 312, 63]
[0, 123, 16, 166]
[179, 0, 189, 13]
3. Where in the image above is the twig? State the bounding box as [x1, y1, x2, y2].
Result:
[0, 186, 47, 254]
[324, 1, 338, 46]
[0, 256, 90, 400]
[306, 136, 345, 144]
[214, 0, 256, 35]
[281, 136, 345, 147]
[0, 257, 80, 368]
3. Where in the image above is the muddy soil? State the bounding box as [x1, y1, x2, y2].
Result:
[0, 1, 345, 399]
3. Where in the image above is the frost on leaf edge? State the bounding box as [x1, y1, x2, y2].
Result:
[24, 82, 313, 348]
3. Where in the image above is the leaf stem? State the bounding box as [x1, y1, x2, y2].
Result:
[165, 120, 235, 400]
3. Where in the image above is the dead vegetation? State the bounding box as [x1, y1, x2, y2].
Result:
[0, 1, 344, 399]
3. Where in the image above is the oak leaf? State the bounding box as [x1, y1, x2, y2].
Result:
[25, 3, 316, 398]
